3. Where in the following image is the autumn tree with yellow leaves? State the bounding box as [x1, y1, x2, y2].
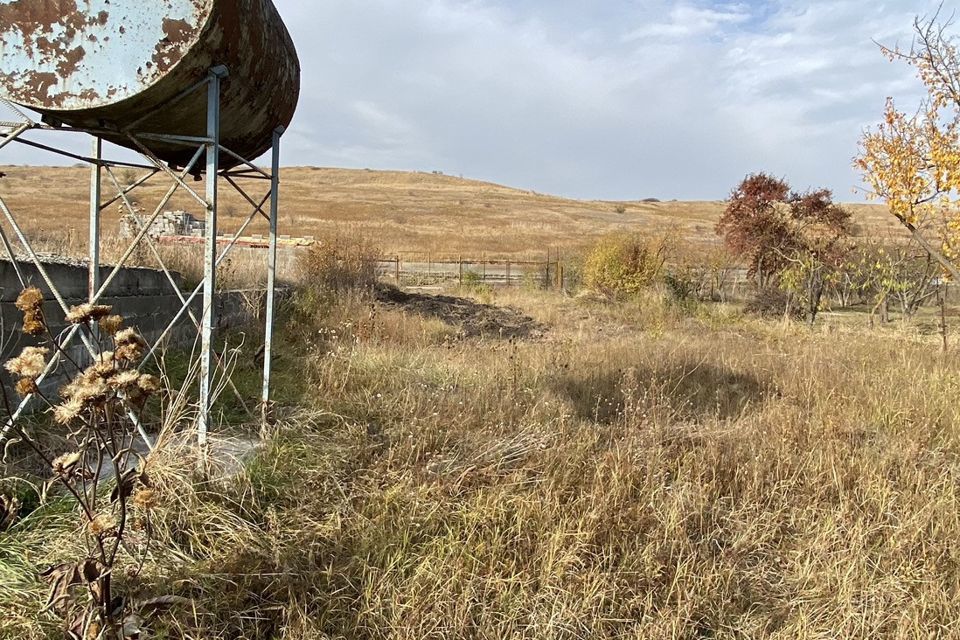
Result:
[857, 10, 960, 282]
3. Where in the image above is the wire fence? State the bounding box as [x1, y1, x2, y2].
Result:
[372, 251, 754, 299]
[374, 251, 570, 289]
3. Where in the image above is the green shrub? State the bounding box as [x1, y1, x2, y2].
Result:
[583, 233, 669, 298]
[460, 269, 493, 297]
[662, 268, 703, 315]
[461, 269, 484, 288]
[662, 269, 698, 302]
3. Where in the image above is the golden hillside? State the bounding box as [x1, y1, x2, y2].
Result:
[0, 165, 899, 259]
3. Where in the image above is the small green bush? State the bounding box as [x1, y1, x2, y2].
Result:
[663, 269, 698, 303]
[583, 233, 669, 298]
[662, 268, 704, 316]
[461, 269, 484, 288]
[460, 269, 493, 297]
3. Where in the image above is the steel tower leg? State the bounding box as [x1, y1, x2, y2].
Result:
[199, 67, 226, 446]
[261, 127, 283, 424]
[89, 137, 102, 301]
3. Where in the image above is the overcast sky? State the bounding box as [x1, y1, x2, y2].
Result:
[268, 0, 946, 201]
[3, 1, 948, 201]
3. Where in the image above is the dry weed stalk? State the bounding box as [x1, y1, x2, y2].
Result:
[2, 287, 173, 639]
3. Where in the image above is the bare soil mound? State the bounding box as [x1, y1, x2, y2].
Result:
[375, 285, 544, 340]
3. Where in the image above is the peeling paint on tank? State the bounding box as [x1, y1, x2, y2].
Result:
[0, 0, 300, 170]
[153, 18, 194, 74]
[24, 72, 57, 99]
[56, 45, 86, 77]
[0, 0, 205, 108]
[162, 18, 193, 43]
[0, 0, 81, 41]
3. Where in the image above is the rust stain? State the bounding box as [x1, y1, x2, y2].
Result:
[56, 46, 86, 77]
[34, 35, 53, 53]
[0, 0, 86, 60]
[0, 71, 13, 94]
[162, 18, 193, 44]
[151, 18, 195, 74]
[0, 0, 81, 39]
[0, 0, 91, 105]
[23, 72, 57, 99]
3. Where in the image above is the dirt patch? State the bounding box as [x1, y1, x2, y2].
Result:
[376, 285, 544, 340]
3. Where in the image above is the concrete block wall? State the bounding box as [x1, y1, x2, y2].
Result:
[0, 259, 179, 302]
[0, 260, 258, 401]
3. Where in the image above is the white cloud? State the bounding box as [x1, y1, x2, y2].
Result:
[623, 4, 751, 41]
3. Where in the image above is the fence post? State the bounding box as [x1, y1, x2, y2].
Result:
[545, 250, 551, 290]
[459, 255, 463, 286]
[556, 251, 562, 291]
[395, 255, 400, 284]
[506, 260, 511, 286]
[482, 254, 486, 282]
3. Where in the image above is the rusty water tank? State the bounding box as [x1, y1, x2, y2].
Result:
[0, 0, 300, 169]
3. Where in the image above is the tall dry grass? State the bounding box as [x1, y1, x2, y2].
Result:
[4, 281, 960, 638]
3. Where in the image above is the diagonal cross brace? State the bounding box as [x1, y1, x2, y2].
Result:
[102, 165, 256, 417]
[138, 188, 272, 368]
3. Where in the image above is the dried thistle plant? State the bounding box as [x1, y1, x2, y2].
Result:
[15, 286, 46, 336]
[2, 290, 174, 639]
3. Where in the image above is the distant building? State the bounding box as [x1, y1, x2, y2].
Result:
[120, 210, 204, 239]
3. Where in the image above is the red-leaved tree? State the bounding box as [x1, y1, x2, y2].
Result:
[716, 173, 851, 290]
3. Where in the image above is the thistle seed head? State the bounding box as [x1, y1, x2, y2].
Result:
[53, 398, 85, 425]
[65, 303, 113, 325]
[15, 378, 38, 397]
[5, 346, 49, 379]
[98, 315, 124, 336]
[15, 287, 43, 312]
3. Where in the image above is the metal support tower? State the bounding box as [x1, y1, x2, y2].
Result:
[0, 66, 284, 449]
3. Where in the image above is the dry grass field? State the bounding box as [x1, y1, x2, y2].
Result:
[0, 165, 901, 260]
[5, 278, 960, 638]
